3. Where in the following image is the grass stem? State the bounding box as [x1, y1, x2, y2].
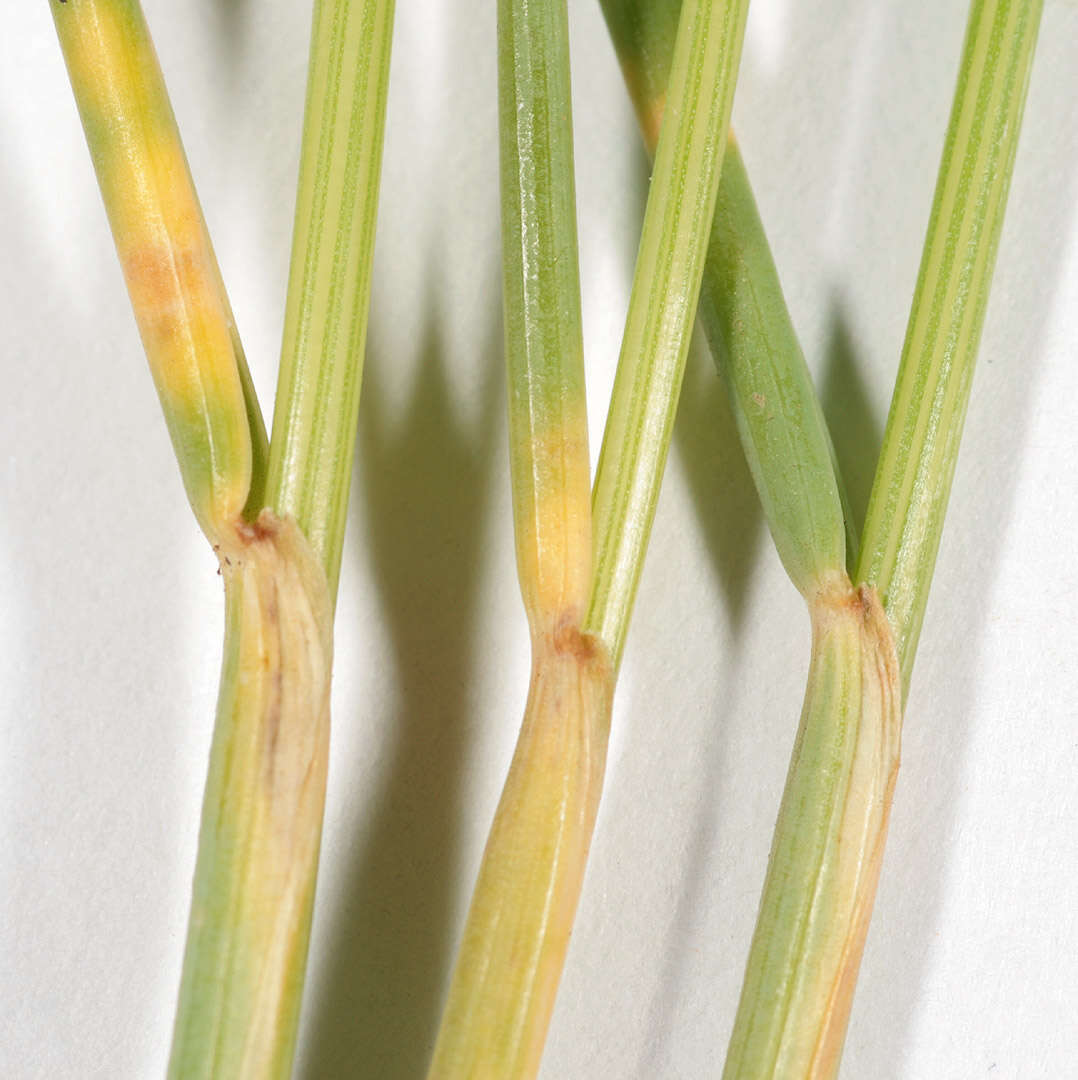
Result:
[426, 0, 611, 1073]
[51, 0, 267, 542]
[168, 512, 334, 1080]
[603, 1, 1043, 1074]
[585, 0, 752, 667]
[169, 1, 397, 1072]
[264, 0, 396, 600]
[598, 0, 849, 595]
[723, 2, 1043, 1073]
[857, 0, 1044, 691]
[56, 0, 398, 1072]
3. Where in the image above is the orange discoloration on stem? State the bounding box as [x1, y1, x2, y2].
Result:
[638, 89, 666, 152]
[551, 615, 602, 665]
[53, 0, 261, 540]
[122, 228, 224, 350]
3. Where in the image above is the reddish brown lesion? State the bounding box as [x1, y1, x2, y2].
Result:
[551, 617, 601, 665]
[812, 572, 893, 632]
[234, 510, 281, 547]
[207, 510, 277, 577]
[531, 608, 612, 685]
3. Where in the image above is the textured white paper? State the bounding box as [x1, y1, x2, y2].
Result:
[1, 2, 1075, 1077]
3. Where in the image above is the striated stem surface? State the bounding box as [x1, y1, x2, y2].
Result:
[586, 0, 752, 666]
[598, 0, 850, 592]
[169, 513, 333, 1080]
[723, 577, 901, 1080]
[857, 0, 1044, 689]
[265, 0, 396, 598]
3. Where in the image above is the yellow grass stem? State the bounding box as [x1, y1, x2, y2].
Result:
[427, 628, 613, 1079]
[427, 0, 612, 1074]
[169, 513, 333, 1079]
[52, 0, 266, 540]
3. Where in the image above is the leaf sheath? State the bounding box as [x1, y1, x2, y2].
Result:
[168, 514, 333, 1080]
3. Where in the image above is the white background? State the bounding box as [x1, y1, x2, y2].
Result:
[2, 1, 1076, 1077]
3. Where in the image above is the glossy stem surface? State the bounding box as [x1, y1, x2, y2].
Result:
[498, 0, 592, 636]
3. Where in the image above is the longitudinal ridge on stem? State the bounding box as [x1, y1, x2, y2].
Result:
[585, 0, 753, 666]
[266, 0, 397, 600]
[426, 0, 611, 1072]
[722, 0, 1043, 1074]
[53, 0, 398, 1074]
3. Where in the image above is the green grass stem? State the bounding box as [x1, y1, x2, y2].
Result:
[598, 0, 849, 595]
[857, 0, 1043, 691]
[584, 0, 752, 667]
[602, 1, 1043, 1074]
[264, 0, 396, 600]
[722, 2, 1043, 1074]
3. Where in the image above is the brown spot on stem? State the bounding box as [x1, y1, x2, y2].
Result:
[235, 510, 280, 546]
[812, 572, 889, 626]
[552, 620, 600, 664]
